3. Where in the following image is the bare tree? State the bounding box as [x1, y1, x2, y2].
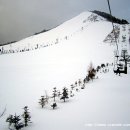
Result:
[87, 62, 96, 81]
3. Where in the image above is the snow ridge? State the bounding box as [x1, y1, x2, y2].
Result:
[0, 11, 106, 55]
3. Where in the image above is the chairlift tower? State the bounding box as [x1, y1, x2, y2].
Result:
[107, 0, 129, 74]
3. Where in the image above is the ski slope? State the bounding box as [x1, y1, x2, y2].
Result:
[0, 11, 130, 130]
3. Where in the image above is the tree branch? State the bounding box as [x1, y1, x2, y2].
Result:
[0, 106, 6, 118]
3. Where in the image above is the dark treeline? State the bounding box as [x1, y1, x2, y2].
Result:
[34, 29, 50, 35]
[92, 10, 129, 24]
[0, 41, 17, 47]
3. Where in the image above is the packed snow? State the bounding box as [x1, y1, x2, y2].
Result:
[0, 11, 130, 130]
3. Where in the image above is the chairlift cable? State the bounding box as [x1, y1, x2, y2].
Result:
[107, 0, 119, 69]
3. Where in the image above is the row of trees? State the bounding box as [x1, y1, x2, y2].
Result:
[0, 43, 51, 55]
[6, 106, 31, 130]
[38, 62, 109, 110]
[5, 62, 110, 130]
[0, 35, 70, 55]
[92, 10, 129, 24]
[0, 21, 87, 56]
[39, 87, 69, 110]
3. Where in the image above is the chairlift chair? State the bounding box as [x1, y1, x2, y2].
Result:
[113, 55, 127, 74]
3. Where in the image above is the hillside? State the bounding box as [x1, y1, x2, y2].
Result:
[0, 11, 108, 55]
[0, 11, 130, 130]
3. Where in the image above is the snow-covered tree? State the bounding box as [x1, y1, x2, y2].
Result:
[81, 83, 85, 89]
[39, 96, 47, 108]
[60, 87, 69, 102]
[75, 81, 77, 87]
[6, 115, 14, 128]
[52, 87, 57, 102]
[6, 114, 24, 130]
[22, 106, 31, 127]
[70, 84, 75, 90]
[70, 90, 74, 97]
[96, 65, 101, 72]
[87, 62, 96, 81]
[78, 79, 82, 86]
[51, 102, 57, 109]
[13, 114, 24, 130]
[55, 38, 59, 44]
[45, 90, 49, 104]
[57, 90, 62, 98]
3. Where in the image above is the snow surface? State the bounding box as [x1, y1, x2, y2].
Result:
[0, 11, 130, 130]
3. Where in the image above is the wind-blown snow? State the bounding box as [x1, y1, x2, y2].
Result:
[0, 11, 130, 130]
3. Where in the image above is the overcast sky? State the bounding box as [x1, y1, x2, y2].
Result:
[0, 0, 130, 44]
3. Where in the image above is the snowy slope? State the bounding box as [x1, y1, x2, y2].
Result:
[0, 12, 106, 54]
[0, 11, 130, 130]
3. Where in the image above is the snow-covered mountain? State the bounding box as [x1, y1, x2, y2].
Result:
[0, 11, 130, 130]
[0, 11, 107, 54]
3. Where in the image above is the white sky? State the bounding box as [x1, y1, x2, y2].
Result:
[0, 0, 130, 44]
